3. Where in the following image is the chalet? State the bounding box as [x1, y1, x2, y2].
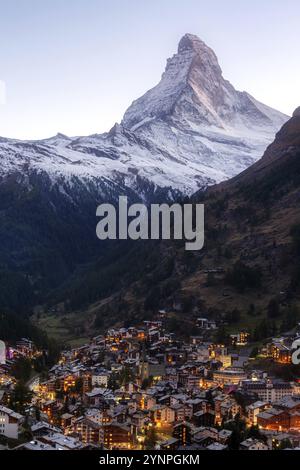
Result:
[0, 405, 24, 439]
[103, 422, 134, 450]
[246, 401, 268, 425]
[240, 438, 268, 450]
[193, 409, 216, 427]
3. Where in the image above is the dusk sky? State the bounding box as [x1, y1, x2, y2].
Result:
[0, 0, 299, 139]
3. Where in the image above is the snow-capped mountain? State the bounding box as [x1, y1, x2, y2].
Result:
[0, 34, 292, 315]
[0, 33, 288, 201]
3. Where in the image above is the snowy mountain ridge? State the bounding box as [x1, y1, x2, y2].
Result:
[0, 34, 289, 201]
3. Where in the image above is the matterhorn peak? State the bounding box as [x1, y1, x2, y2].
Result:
[177, 33, 218, 61]
[122, 33, 288, 134]
[177, 33, 222, 82]
[122, 33, 225, 130]
[178, 33, 208, 52]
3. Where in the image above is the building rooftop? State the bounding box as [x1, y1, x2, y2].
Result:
[0, 405, 23, 420]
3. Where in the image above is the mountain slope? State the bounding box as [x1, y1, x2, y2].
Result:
[48, 109, 300, 340]
[0, 33, 289, 315]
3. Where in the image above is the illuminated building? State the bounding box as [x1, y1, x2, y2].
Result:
[82, 373, 92, 393]
[257, 396, 300, 431]
[230, 332, 250, 347]
[39, 380, 56, 400]
[208, 344, 227, 359]
[92, 372, 109, 388]
[103, 423, 134, 450]
[151, 405, 175, 425]
[63, 375, 76, 392]
[71, 417, 102, 444]
[246, 401, 268, 425]
[71, 418, 135, 449]
[213, 368, 247, 386]
[61, 413, 75, 429]
[138, 362, 166, 382]
[267, 341, 292, 364]
[172, 422, 193, 447]
[242, 380, 295, 403]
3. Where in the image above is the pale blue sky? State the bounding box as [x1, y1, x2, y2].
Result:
[0, 0, 299, 139]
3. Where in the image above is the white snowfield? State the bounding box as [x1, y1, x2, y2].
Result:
[0, 34, 288, 200]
